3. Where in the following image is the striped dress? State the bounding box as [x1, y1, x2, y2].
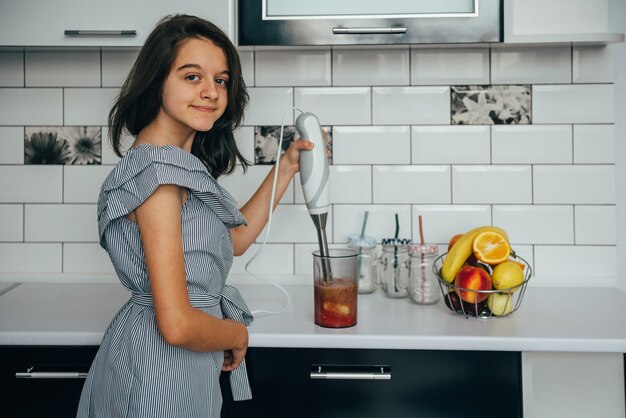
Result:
[77, 144, 253, 418]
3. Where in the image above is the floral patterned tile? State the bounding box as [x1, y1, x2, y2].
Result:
[451, 85, 531, 125]
[254, 126, 333, 165]
[24, 127, 102, 164]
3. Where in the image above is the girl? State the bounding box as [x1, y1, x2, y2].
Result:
[77, 14, 313, 418]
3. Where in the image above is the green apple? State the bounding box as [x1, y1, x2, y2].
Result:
[487, 292, 514, 316]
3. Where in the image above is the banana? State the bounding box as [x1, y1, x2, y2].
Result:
[441, 226, 509, 283]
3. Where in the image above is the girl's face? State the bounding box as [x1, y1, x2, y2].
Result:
[158, 37, 229, 138]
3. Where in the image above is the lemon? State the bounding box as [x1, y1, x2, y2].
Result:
[491, 260, 524, 292]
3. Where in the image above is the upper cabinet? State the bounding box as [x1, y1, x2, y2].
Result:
[0, 0, 234, 47]
[238, 0, 501, 46]
[504, 0, 624, 45]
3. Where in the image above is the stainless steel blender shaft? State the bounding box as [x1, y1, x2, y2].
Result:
[311, 213, 332, 279]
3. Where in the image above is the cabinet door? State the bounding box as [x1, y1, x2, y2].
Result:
[503, 0, 622, 44]
[0, 0, 233, 46]
[0, 346, 99, 418]
[221, 348, 523, 418]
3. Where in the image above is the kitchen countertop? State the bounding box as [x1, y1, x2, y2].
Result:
[1, 282, 626, 352]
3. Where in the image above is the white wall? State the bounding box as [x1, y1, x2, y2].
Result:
[0, 42, 618, 287]
[610, 0, 626, 292]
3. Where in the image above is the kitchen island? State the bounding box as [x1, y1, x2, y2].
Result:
[1, 281, 625, 417]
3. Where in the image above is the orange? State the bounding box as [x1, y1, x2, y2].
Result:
[472, 231, 510, 265]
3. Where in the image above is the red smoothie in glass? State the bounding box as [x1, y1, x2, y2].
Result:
[314, 277, 358, 328]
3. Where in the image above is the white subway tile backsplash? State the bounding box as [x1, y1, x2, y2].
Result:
[492, 125, 573, 164]
[328, 166, 371, 204]
[0, 126, 24, 163]
[333, 47, 409, 86]
[102, 49, 139, 87]
[234, 126, 255, 165]
[411, 205, 491, 244]
[0, 166, 62, 203]
[230, 243, 293, 275]
[493, 205, 574, 244]
[0, 88, 62, 125]
[333, 205, 412, 243]
[219, 165, 294, 206]
[0, 45, 620, 286]
[373, 165, 450, 204]
[333, 126, 410, 164]
[491, 46, 571, 84]
[575, 205, 616, 245]
[64, 88, 118, 126]
[452, 166, 532, 204]
[412, 126, 490, 164]
[64, 166, 113, 203]
[256, 49, 331, 87]
[245, 87, 293, 126]
[295, 87, 371, 125]
[534, 165, 615, 204]
[573, 46, 614, 83]
[0, 50, 24, 86]
[534, 245, 615, 286]
[411, 48, 489, 86]
[573, 125, 615, 164]
[257, 204, 331, 244]
[533, 84, 614, 124]
[63, 243, 114, 274]
[0, 204, 23, 241]
[25, 204, 98, 242]
[237, 49, 254, 87]
[25, 50, 100, 87]
[0, 243, 62, 272]
[372, 86, 449, 125]
[295, 166, 372, 204]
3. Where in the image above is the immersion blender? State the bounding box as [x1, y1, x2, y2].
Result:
[296, 112, 331, 279]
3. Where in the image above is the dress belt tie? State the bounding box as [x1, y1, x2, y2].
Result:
[131, 284, 254, 401]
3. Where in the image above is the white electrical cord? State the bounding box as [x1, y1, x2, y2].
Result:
[246, 106, 303, 317]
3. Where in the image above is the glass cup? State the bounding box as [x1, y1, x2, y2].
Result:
[313, 249, 359, 328]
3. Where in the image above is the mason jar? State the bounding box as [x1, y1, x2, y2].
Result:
[408, 244, 440, 305]
[379, 238, 411, 298]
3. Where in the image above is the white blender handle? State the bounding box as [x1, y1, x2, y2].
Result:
[296, 112, 329, 215]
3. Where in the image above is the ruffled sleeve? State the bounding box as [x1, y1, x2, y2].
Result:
[97, 144, 246, 249]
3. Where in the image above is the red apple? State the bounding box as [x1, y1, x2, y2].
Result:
[454, 265, 491, 304]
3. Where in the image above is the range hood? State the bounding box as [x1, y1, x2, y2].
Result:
[238, 0, 502, 46]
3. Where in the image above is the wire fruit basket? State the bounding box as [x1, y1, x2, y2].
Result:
[432, 253, 532, 318]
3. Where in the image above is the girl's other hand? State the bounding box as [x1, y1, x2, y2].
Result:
[222, 347, 247, 372]
[221, 319, 248, 372]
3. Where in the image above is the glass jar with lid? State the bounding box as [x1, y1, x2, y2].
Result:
[379, 238, 411, 298]
[408, 244, 440, 305]
[347, 235, 378, 294]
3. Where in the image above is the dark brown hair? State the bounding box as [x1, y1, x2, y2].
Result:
[108, 14, 249, 178]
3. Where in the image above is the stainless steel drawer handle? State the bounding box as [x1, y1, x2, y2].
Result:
[16, 372, 87, 379]
[64, 30, 137, 37]
[310, 365, 391, 380]
[332, 27, 407, 35]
